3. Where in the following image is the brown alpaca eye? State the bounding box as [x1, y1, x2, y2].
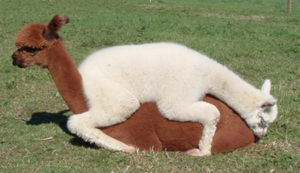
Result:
[24, 47, 37, 53]
[20, 46, 44, 54]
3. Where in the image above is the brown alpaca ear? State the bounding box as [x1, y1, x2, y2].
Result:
[43, 15, 69, 40]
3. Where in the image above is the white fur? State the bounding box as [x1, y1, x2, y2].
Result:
[67, 42, 278, 156]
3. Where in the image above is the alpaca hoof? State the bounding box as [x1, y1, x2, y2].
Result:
[185, 148, 211, 157]
[124, 146, 136, 153]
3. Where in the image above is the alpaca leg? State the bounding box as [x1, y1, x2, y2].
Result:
[158, 100, 220, 156]
[185, 124, 217, 156]
[67, 112, 135, 152]
[68, 79, 140, 152]
[85, 79, 140, 126]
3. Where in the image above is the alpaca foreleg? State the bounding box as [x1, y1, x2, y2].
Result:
[158, 101, 220, 156]
[186, 124, 217, 156]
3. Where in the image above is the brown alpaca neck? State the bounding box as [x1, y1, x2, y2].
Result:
[47, 40, 88, 114]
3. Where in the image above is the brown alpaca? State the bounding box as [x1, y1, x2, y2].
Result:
[12, 15, 255, 154]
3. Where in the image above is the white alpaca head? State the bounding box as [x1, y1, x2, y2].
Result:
[246, 79, 278, 138]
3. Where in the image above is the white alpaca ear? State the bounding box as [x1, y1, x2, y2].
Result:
[261, 79, 271, 94]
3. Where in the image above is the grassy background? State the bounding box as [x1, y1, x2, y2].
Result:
[0, 0, 299, 172]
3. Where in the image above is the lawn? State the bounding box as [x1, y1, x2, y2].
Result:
[0, 0, 299, 172]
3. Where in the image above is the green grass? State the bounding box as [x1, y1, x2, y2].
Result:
[0, 0, 299, 172]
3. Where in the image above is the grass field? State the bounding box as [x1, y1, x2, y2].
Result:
[0, 0, 299, 172]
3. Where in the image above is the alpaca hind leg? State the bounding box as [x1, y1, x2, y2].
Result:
[67, 112, 136, 152]
[158, 100, 220, 156]
[68, 79, 140, 152]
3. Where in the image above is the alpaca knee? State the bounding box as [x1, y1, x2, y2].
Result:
[203, 103, 220, 125]
[67, 113, 91, 135]
[67, 115, 81, 135]
[191, 102, 220, 125]
[67, 113, 101, 144]
[208, 110, 220, 126]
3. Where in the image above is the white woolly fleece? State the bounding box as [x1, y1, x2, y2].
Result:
[79, 43, 272, 116]
[67, 42, 277, 155]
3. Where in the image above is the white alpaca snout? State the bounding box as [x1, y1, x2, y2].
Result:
[256, 130, 267, 137]
[252, 124, 268, 138]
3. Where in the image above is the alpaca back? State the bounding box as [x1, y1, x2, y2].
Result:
[79, 42, 270, 117]
[79, 43, 218, 102]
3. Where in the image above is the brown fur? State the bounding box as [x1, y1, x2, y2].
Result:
[12, 15, 255, 154]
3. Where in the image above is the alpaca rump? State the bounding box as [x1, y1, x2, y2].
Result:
[101, 96, 255, 154]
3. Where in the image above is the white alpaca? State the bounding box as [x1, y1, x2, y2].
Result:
[67, 42, 278, 156]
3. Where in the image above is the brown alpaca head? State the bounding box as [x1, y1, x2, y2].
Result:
[12, 15, 69, 68]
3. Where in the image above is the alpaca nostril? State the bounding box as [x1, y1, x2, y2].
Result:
[12, 59, 17, 66]
[12, 52, 18, 60]
[11, 53, 21, 66]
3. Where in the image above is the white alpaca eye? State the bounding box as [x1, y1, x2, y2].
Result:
[251, 125, 257, 129]
[263, 107, 272, 113]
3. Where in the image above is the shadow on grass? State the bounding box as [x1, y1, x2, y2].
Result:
[26, 109, 97, 149]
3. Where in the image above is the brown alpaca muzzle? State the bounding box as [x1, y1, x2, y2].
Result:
[12, 52, 23, 67]
[12, 52, 28, 68]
